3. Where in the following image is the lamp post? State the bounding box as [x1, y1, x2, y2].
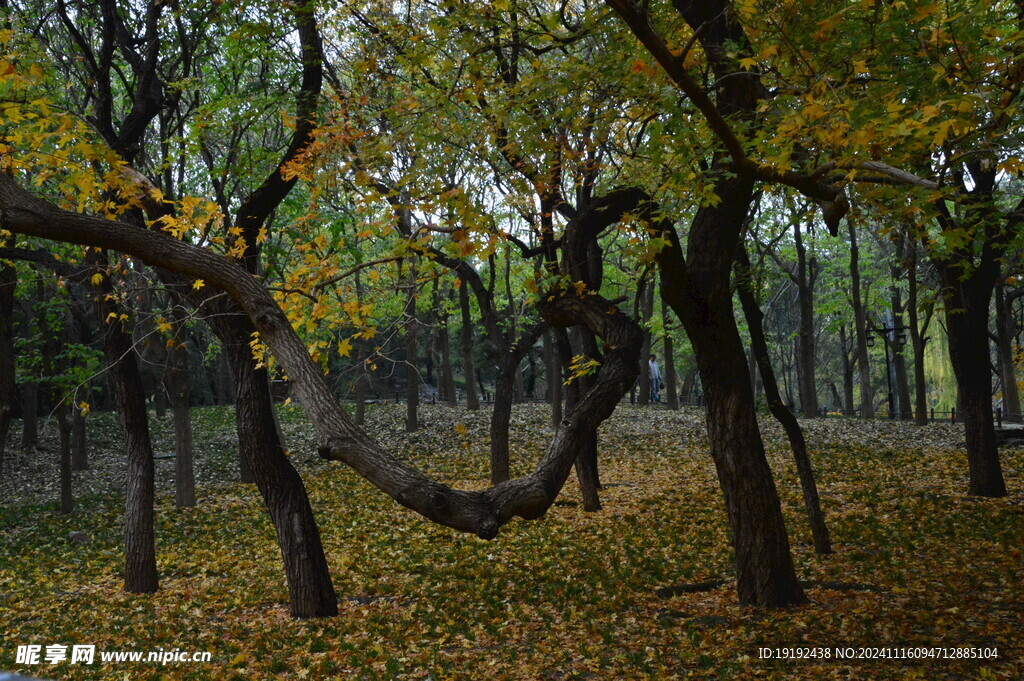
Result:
[867, 324, 908, 419]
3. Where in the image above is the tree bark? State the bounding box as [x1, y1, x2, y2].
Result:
[71, 386, 89, 471]
[458, 282, 479, 410]
[545, 330, 563, 426]
[20, 381, 38, 451]
[57, 400, 74, 515]
[905, 236, 930, 425]
[848, 218, 874, 418]
[637, 278, 652, 406]
[890, 290, 913, 420]
[404, 260, 419, 433]
[792, 218, 818, 417]
[737, 247, 831, 554]
[660, 288, 680, 410]
[208, 303, 338, 617]
[437, 289, 458, 407]
[839, 325, 855, 415]
[89, 250, 158, 593]
[655, 177, 806, 606]
[0, 263, 14, 474]
[168, 301, 196, 507]
[2, 169, 644, 545]
[940, 271, 1007, 496]
[995, 275, 1022, 422]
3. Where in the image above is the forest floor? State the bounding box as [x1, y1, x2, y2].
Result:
[1, 403, 1022, 680]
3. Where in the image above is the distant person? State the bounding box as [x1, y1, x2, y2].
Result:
[648, 354, 661, 403]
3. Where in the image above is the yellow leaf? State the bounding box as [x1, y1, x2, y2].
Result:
[337, 338, 353, 358]
[78, 401, 90, 416]
[192, 279, 205, 290]
[90, 272, 104, 286]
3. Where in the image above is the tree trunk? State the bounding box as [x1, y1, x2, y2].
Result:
[657, 174, 806, 607]
[848, 218, 874, 418]
[353, 269, 368, 423]
[906, 238, 930, 425]
[438, 299, 458, 407]
[890, 293, 913, 420]
[557, 328, 600, 511]
[354, 339, 368, 425]
[995, 276, 1022, 422]
[213, 308, 338, 617]
[637, 279, 652, 406]
[680, 366, 697, 404]
[839, 325, 855, 415]
[660, 290, 680, 410]
[545, 330, 563, 426]
[0, 263, 15, 474]
[168, 302, 196, 507]
[737, 247, 831, 554]
[21, 381, 38, 451]
[57, 400, 73, 515]
[792, 218, 818, 417]
[90, 252, 158, 593]
[71, 386, 88, 471]
[490, 351, 515, 484]
[942, 275, 1007, 496]
[458, 282, 479, 410]
[404, 261, 419, 433]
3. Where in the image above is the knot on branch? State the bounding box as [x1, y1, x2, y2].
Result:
[429, 486, 450, 511]
[475, 516, 499, 540]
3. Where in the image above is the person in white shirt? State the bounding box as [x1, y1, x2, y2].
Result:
[648, 354, 661, 403]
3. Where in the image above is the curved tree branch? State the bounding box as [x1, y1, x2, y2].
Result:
[0, 171, 641, 540]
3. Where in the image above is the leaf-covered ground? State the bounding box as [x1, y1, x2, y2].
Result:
[1, 404, 1022, 680]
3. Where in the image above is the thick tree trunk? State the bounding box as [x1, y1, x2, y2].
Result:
[694, 309, 806, 604]
[889, 239, 913, 419]
[737, 248, 831, 554]
[657, 174, 806, 607]
[458, 283, 479, 410]
[213, 309, 338, 617]
[577, 327, 605, 507]
[943, 280, 1007, 496]
[680, 366, 696, 404]
[490, 352, 515, 484]
[848, 219, 874, 418]
[556, 327, 601, 511]
[90, 258, 158, 593]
